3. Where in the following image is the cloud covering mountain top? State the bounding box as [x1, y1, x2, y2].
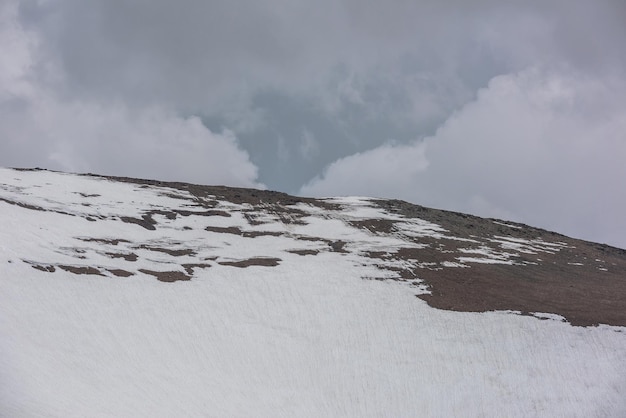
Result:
[1, 0, 625, 247]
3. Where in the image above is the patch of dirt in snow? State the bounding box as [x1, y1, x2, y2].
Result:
[287, 249, 321, 256]
[79, 238, 131, 246]
[204, 226, 283, 238]
[374, 199, 626, 327]
[29, 263, 56, 273]
[58, 265, 105, 276]
[105, 252, 138, 262]
[107, 269, 134, 277]
[120, 214, 158, 230]
[135, 245, 196, 257]
[138, 269, 191, 282]
[181, 263, 213, 275]
[7, 169, 626, 327]
[348, 219, 397, 234]
[217, 257, 281, 268]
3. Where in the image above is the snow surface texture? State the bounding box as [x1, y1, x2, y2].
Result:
[0, 168, 625, 417]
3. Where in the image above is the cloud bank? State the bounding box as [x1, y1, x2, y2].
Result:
[302, 68, 626, 247]
[0, 1, 261, 188]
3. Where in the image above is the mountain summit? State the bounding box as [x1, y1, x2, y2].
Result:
[1, 167, 625, 417]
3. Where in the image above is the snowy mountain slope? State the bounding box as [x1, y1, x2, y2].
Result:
[1, 167, 625, 417]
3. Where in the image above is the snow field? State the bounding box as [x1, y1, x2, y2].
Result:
[1, 168, 625, 417]
[2, 256, 625, 417]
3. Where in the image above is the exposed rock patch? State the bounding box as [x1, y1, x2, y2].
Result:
[79, 238, 131, 246]
[58, 265, 105, 276]
[181, 263, 212, 275]
[287, 249, 321, 256]
[105, 252, 138, 262]
[107, 269, 134, 277]
[30, 263, 56, 273]
[136, 246, 195, 257]
[120, 214, 157, 230]
[6, 169, 626, 326]
[218, 258, 281, 268]
[139, 269, 191, 282]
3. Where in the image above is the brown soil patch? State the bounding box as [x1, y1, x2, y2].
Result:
[371, 199, 626, 327]
[243, 212, 267, 226]
[30, 263, 56, 272]
[58, 265, 105, 276]
[85, 172, 341, 213]
[293, 236, 348, 254]
[204, 226, 282, 238]
[139, 269, 191, 282]
[175, 209, 231, 217]
[240, 208, 310, 226]
[120, 214, 157, 230]
[108, 269, 134, 277]
[136, 246, 195, 257]
[0, 196, 47, 212]
[243, 230, 283, 238]
[205, 226, 242, 234]
[218, 257, 281, 268]
[415, 261, 626, 327]
[79, 238, 131, 246]
[287, 249, 321, 256]
[105, 252, 138, 261]
[182, 263, 212, 275]
[0, 196, 75, 217]
[329, 240, 348, 253]
[349, 219, 397, 234]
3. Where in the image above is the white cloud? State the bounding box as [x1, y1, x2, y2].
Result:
[301, 141, 428, 197]
[301, 68, 626, 248]
[3, 97, 262, 188]
[0, 1, 262, 188]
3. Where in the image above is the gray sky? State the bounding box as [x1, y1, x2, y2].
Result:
[1, 0, 625, 248]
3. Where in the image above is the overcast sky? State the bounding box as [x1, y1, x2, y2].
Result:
[1, 0, 625, 248]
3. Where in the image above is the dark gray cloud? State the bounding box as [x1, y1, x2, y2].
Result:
[20, 0, 625, 111]
[2, 0, 625, 247]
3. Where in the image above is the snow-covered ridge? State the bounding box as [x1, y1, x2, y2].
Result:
[1, 168, 625, 417]
[1, 167, 625, 326]
[0, 168, 585, 277]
